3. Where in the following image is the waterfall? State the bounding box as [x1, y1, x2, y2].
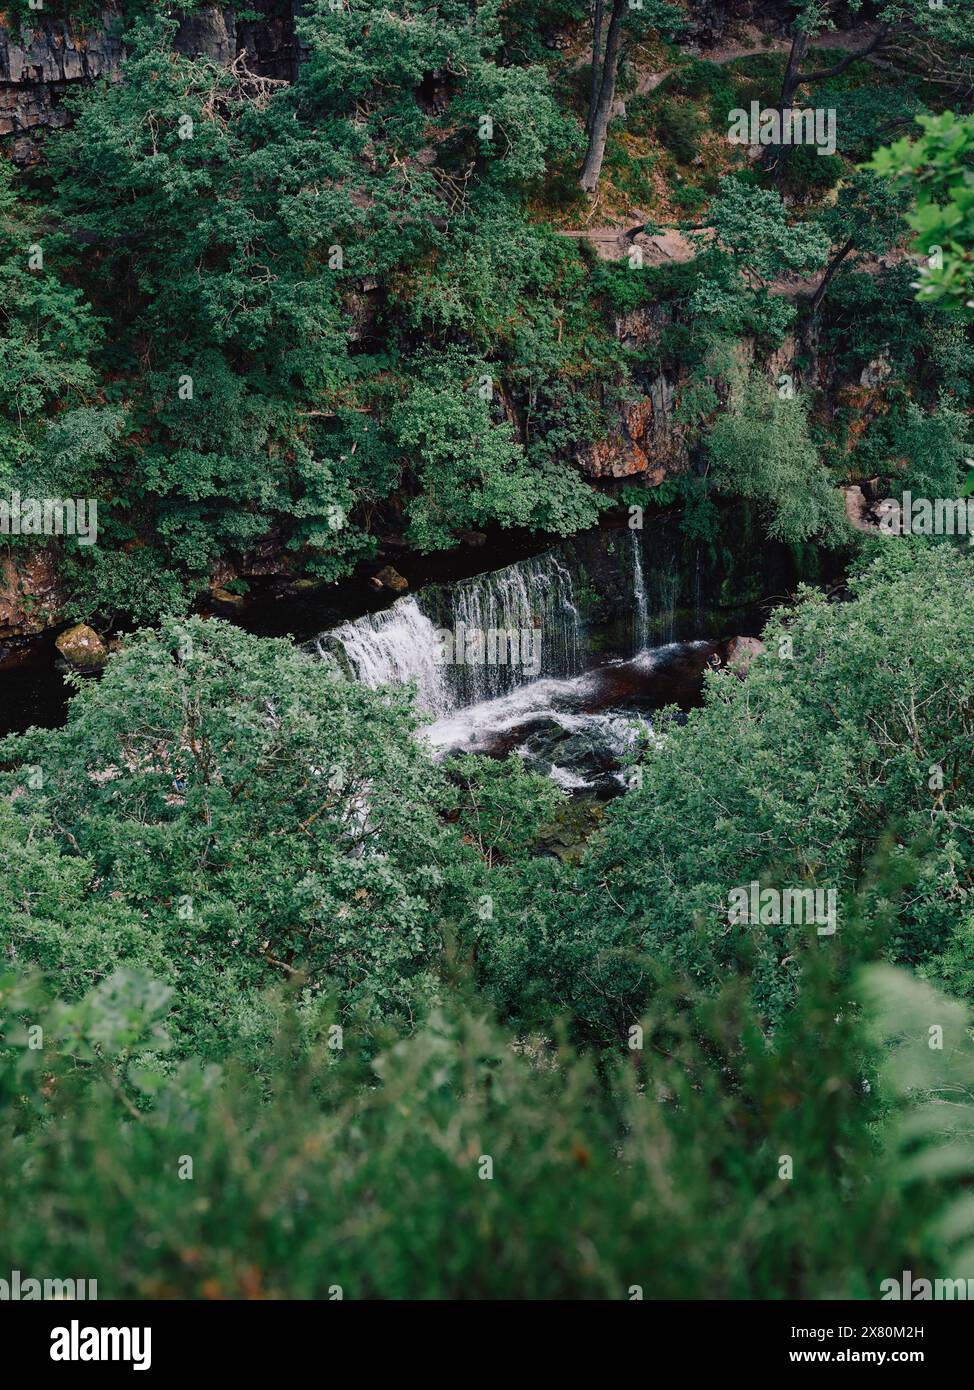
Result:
[314, 597, 450, 715]
[312, 548, 585, 715]
[628, 530, 679, 648]
[446, 550, 584, 706]
[630, 529, 650, 654]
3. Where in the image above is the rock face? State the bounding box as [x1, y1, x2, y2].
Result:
[0, 549, 65, 637]
[55, 622, 109, 671]
[0, 9, 126, 163]
[577, 301, 686, 482]
[0, 2, 302, 164]
[172, 6, 236, 64]
[684, 0, 757, 47]
[577, 393, 680, 481]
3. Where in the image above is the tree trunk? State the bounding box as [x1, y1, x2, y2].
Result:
[811, 237, 854, 314]
[778, 30, 809, 113]
[580, 0, 625, 193]
[772, 25, 889, 185]
[587, 0, 605, 136]
[770, 31, 808, 185]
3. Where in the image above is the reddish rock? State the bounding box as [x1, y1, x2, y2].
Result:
[723, 636, 765, 675]
[0, 549, 65, 637]
[577, 393, 681, 481]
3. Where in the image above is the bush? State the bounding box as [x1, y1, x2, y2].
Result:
[653, 96, 705, 164]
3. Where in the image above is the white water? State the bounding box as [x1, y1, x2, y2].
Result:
[314, 597, 450, 714]
[310, 540, 687, 794]
[630, 529, 650, 654]
[314, 548, 587, 716]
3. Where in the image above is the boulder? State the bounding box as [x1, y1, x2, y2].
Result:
[210, 587, 246, 610]
[55, 623, 109, 671]
[375, 566, 409, 594]
[723, 635, 765, 675]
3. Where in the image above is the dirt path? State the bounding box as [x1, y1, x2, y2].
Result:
[559, 24, 897, 297]
[627, 23, 882, 98]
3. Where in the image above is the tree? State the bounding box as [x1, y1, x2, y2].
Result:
[870, 110, 974, 316]
[773, 0, 974, 180]
[481, 542, 974, 1036]
[809, 170, 910, 313]
[683, 176, 831, 345]
[705, 370, 848, 544]
[0, 617, 475, 1043]
[579, 0, 682, 193]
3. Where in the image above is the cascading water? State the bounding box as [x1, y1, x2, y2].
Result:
[313, 548, 585, 715]
[630, 529, 650, 654]
[446, 550, 584, 706]
[309, 537, 716, 797]
[314, 597, 450, 714]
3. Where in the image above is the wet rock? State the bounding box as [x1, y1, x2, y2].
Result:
[55, 623, 109, 671]
[240, 535, 289, 578]
[208, 557, 238, 593]
[375, 565, 409, 594]
[722, 635, 765, 675]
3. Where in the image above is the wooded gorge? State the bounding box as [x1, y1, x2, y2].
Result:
[2, 0, 974, 1319]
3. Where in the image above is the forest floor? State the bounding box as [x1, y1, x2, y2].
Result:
[557, 23, 902, 300]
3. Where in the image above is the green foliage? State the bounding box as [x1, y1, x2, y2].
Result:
[0, 4, 605, 619]
[3, 0, 974, 1305]
[3, 909, 973, 1298]
[706, 372, 848, 545]
[870, 111, 974, 315]
[0, 618, 481, 1050]
[475, 543, 974, 1039]
[686, 177, 831, 347]
[651, 95, 705, 165]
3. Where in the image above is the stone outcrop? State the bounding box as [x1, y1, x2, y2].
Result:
[577, 391, 681, 482]
[0, 9, 126, 163]
[0, 2, 301, 164]
[172, 5, 235, 64]
[576, 300, 686, 482]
